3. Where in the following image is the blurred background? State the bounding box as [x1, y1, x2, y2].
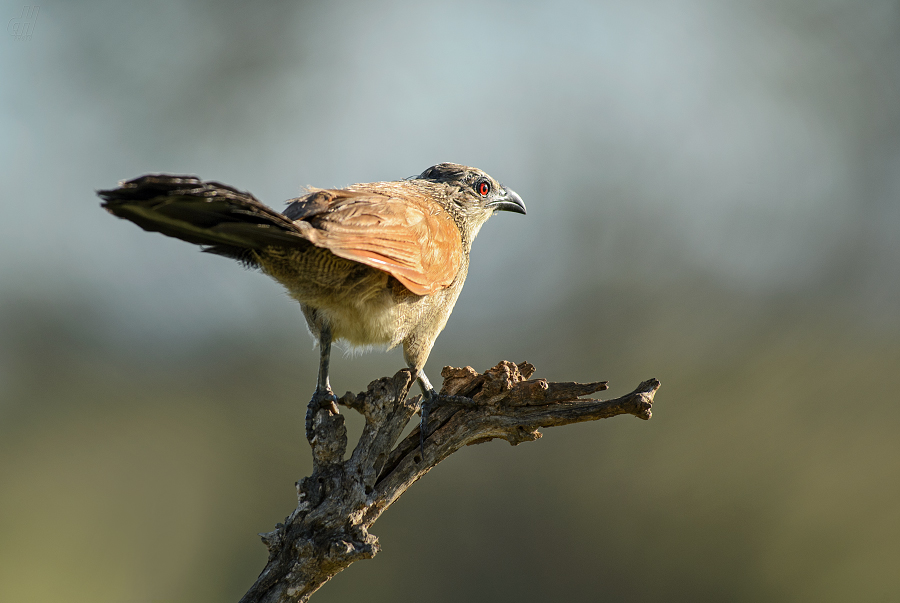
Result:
[2, 1, 899, 601]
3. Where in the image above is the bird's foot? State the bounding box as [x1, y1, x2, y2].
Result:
[418, 391, 475, 458]
[306, 388, 339, 441]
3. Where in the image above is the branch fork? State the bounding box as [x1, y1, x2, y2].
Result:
[241, 361, 659, 602]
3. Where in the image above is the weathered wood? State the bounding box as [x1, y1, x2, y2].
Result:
[240, 361, 659, 602]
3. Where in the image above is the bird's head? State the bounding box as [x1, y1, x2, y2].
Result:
[415, 163, 526, 237]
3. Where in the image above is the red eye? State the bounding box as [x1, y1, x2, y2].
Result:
[477, 181, 490, 196]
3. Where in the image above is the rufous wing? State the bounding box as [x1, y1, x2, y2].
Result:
[289, 190, 462, 296]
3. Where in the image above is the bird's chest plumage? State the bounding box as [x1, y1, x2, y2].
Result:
[259, 243, 468, 349]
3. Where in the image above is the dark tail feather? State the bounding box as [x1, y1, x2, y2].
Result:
[98, 175, 309, 264]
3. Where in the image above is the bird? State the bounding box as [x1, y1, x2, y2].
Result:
[99, 163, 526, 451]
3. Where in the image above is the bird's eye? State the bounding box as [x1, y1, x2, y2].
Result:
[476, 180, 491, 197]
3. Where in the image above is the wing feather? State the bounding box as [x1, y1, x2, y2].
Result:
[287, 188, 462, 295]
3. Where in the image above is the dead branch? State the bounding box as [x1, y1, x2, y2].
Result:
[239, 361, 659, 603]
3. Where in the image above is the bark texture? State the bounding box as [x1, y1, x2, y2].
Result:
[240, 361, 659, 602]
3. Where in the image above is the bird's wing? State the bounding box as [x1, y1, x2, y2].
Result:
[102, 176, 462, 295]
[286, 189, 462, 296]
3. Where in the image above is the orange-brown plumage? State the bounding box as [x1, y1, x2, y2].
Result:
[286, 186, 462, 296]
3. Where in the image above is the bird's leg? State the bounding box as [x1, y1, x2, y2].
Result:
[416, 370, 438, 457]
[306, 322, 340, 441]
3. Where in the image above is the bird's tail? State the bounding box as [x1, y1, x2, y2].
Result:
[99, 175, 307, 266]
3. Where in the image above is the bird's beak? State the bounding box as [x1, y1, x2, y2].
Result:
[488, 187, 526, 215]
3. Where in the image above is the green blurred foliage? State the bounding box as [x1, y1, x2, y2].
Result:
[3, 280, 899, 602]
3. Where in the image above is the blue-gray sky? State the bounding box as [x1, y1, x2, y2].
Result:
[3, 0, 898, 346]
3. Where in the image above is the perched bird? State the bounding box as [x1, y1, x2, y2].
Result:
[99, 163, 526, 449]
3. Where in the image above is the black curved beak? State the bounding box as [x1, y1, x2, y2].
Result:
[488, 186, 526, 215]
